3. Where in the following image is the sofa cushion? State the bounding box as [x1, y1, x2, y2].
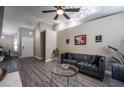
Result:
[88, 56, 95, 64]
[63, 59, 78, 65]
[93, 55, 102, 65]
[73, 54, 83, 61]
[75, 62, 86, 68]
[73, 54, 89, 62]
[65, 53, 69, 59]
[83, 63, 98, 72]
[68, 53, 74, 59]
[109, 79, 124, 87]
[81, 55, 89, 62]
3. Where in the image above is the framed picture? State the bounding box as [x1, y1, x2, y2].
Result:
[95, 35, 102, 42]
[66, 39, 69, 44]
[75, 35, 86, 45]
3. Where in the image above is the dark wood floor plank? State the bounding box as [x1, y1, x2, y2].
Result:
[0, 57, 109, 87]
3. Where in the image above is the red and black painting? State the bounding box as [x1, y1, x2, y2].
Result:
[75, 35, 86, 45]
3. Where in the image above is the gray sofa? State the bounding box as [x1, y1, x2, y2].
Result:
[109, 64, 124, 87]
[61, 53, 106, 80]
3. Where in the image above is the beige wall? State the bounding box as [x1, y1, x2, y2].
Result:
[0, 35, 14, 51]
[57, 13, 124, 61]
[45, 30, 57, 61]
[34, 22, 57, 61]
[34, 23, 41, 58]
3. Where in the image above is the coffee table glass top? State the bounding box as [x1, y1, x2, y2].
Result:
[52, 64, 79, 77]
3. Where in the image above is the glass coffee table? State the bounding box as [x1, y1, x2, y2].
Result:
[50, 64, 79, 87]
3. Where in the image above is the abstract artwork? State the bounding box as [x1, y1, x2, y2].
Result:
[75, 35, 86, 45]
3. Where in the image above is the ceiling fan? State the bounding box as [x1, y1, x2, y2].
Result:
[42, 6, 80, 20]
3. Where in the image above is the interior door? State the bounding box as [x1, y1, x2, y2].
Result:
[21, 37, 33, 57]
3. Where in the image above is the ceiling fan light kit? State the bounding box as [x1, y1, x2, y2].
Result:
[57, 9, 64, 15]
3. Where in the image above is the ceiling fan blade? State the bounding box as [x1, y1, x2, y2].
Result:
[54, 6, 61, 9]
[54, 6, 58, 9]
[54, 14, 59, 20]
[42, 10, 56, 13]
[63, 13, 70, 20]
[64, 8, 80, 12]
[54, 6, 65, 9]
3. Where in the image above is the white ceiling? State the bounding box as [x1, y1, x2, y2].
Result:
[2, 6, 124, 35]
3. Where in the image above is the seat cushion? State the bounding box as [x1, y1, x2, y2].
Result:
[83, 63, 98, 72]
[109, 79, 124, 87]
[63, 59, 78, 65]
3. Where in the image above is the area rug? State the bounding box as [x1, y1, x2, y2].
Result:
[0, 71, 22, 87]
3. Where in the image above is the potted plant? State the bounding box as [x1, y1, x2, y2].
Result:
[52, 48, 60, 61]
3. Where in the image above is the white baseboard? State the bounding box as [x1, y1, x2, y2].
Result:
[34, 56, 44, 60]
[19, 56, 34, 58]
[19, 56, 23, 58]
[45, 59, 54, 62]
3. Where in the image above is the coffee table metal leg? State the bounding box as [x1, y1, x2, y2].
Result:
[75, 74, 78, 86]
[76, 74, 77, 82]
[67, 77, 69, 87]
[50, 72, 53, 86]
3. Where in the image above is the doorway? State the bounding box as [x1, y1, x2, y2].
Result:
[40, 31, 46, 60]
[21, 37, 33, 57]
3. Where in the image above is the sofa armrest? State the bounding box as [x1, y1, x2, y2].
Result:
[112, 64, 124, 82]
[98, 57, 106, 79]
[61, 53, 66, 62]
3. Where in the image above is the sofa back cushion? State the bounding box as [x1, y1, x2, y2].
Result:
[63, 53, 103, 65]
[73, 54, 83, 61]
[88, 56, 96, 64]
[65, 53, 69, 59]
[68, 53, 74, 59]
[71, 53, 90, 62]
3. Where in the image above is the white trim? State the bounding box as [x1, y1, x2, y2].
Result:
[45, 59, 54, 62]
[34, 56, 44, 60]
[19, 56, 34, 58]
[19, 56, 23, 58]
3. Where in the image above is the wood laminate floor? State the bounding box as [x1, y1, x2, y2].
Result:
[0, 57, 110, 87]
